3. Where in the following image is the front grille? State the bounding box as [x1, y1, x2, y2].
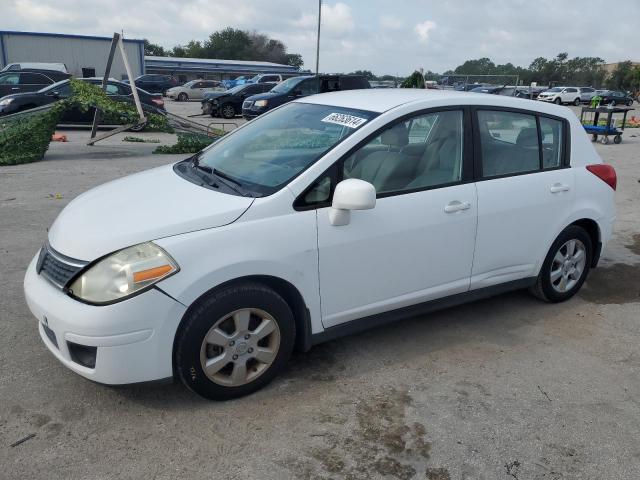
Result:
[242, 100, 253, 109]
[37, 244, 87, 290]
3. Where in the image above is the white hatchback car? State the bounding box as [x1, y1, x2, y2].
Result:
[24, 90, 616, 400]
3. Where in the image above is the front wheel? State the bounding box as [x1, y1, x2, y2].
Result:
[530, 225, 592, 302]
[573, 97, 581, 106]
[627, 100, 634, 107]
[554, 97, 562, 105]
[220, 103, 236, 119]
[614, 134, 622, 144]
[178, 92, 188, 102]
[174, 282, 295, 400]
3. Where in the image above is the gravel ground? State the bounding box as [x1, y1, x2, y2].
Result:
[0, 100, 639, 480]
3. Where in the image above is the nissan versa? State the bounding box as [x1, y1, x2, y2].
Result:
[24, 90, 616, 400]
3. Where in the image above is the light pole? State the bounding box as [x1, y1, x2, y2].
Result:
[315, 0, 322, 74]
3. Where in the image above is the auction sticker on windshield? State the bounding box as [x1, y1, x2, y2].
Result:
[321, 113, 368, 128]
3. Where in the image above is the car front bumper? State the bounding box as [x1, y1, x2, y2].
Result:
[24, 253, 187, 385]
[537, 96, 556, 103]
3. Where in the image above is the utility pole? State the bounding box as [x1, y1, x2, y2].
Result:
[315, 0, 322, 74]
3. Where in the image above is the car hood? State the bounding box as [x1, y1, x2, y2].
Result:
[245, 91, 282, 102]
[203, 91, 229, 101]
[48, 164, 254, 261]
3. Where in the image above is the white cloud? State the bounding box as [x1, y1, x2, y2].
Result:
[321, 2, 354, 37]
[414, 20, 436, 44]
[379, 15, 403, 30]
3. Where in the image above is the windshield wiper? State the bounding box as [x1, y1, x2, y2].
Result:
[212, 168, 242, 187]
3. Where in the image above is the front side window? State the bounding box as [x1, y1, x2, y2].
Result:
[343, 110, 464, 194]
[296, 78, 321, 96]
[477, 110, 539, 177]
[195, 102, 377, 196]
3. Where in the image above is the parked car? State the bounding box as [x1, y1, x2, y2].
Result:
[201, 83, 276, 118]
[578, 87, 597, 103]
[221, 75, 251, 90]
[242, 74, 370, 119]
[0, 78, 164, 124]
[593, 90, 635, 106]
[128, 74, 178, 95]
[537, 86, 581, 105]
[245, 74, 291, 85]
[469, 85, 516, 96]
[1, 62, 68, 73]
[514, 87, 547, 100]
[0, 69, 71, 97]
[24, 89, 616, 400]
[166, 80, 224, 101]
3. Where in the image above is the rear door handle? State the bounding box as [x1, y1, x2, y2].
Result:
[550, 183, 570, 193]
[444, 200, 471, 213]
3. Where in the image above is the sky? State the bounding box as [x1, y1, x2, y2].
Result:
[1, 0, 639, 75]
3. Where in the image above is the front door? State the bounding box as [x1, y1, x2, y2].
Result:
[314, 109, 478, 327]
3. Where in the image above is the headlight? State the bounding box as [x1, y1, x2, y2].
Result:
[254, 99, 268, 107]
[69, 242, 178, 304]
[0, 98, 14, 106]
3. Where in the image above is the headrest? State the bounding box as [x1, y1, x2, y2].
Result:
[381, 124, 409, 147]
[516, 127, 538, 148]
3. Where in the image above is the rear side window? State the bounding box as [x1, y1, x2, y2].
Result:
[477, 111, 539, 177]
[477, 110, 566, 177]
[540, 117, 563, 168]
[21, 73, 49, 84]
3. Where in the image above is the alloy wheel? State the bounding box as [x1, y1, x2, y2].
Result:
[200, 308, 281, 387]
[549, 239, 586, 293]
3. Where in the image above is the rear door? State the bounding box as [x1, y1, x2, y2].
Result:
[471, 108, 574, 289]
[20, 72, 52, 93]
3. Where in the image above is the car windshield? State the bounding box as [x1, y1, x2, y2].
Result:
[547, 87, 562, 92]
[271, 76, 308, 93]
[183, 80, 196, 88]
[194, 102, 377, 196]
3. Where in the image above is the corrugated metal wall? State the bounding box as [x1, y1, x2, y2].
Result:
[0, 33, 143, 79]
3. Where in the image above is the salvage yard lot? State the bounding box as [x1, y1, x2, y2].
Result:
[0, 104, 639, 479]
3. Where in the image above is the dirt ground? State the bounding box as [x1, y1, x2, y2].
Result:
[0, 101, 639, 479]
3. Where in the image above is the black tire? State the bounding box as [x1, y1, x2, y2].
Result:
[178, 92, 188, 102]
[627, 100, 634, 107]
[614, 135, 622, 144]
[591, 134, 598, 142]
[611, 100, 617, 106]
[530, 225, 592, 303]
[128, 122, 146, 132]
[220, 103, 236, 119]
[554, 97, 562, 105]
[175, 282, 295, 400]
[573, 97, 580, 106]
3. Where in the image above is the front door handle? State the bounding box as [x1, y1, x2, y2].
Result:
[444, 200, 471, 213]
[11, 87, 19, 90]
[550, 183, 570, 193]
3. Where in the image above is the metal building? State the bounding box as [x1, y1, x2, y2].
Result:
[0, 31, 145, 79]
[144, 56, 302, 83]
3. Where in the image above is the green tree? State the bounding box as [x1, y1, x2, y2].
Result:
[401, 71, 425, 88]
[143, 39, 166, 57]
[348, 70, 376, 80]
[284, 53, 304, 68]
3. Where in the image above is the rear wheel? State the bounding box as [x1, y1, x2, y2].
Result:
[178, 92, 188, 102]
[591, 134, 598, 142]
[573, 97, 581, 106]
[175, 282, 295, 400]
[614, 134, 622, 144]
[601, 136, 609, 144]
[554, 97, 562, 105]
[530, 225, 592, 302]
[221, 103, 236, 119]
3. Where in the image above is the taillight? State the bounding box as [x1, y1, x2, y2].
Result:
[586, 164, 616, 190]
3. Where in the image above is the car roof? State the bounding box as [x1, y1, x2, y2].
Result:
[296, 88, 574, 117]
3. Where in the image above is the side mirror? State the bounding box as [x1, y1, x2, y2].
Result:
[329, 179, 376, 226]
